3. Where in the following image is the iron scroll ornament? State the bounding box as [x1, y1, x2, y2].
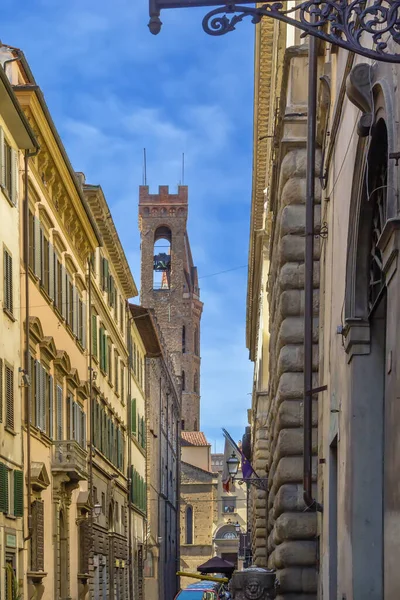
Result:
[149, 0, 400, 63]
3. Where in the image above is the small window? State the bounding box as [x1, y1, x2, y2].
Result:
[181, 370, 185, 391]
[185, 506, 193, 544]
[3, 249, 13, 315]
[182, 326, 186, 353]
[223, 497, 237, 514]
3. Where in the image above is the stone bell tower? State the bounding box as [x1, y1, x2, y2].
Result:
[139, 185, 203, 431]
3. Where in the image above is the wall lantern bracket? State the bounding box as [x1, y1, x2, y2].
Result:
[149, 0, 400, 63]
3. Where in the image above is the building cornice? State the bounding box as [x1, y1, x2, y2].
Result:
[14, 87, 101, 266]
[84, 184, 138, 299]
[246, 17, 275, 356]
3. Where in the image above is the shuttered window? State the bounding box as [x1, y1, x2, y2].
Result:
[101, 257, 109, 292]
[131, 398, 136, 434]
[92, 313, 98, 358]
[56, 385, 63, 440]
[0, 462, 8, 513]
[120, 364, 125, 405]
[31, 500, 44, 571]
[0, 131, 18, 205]
[13, 470, 23, 517]
[5, 364, 14, 430]
[28, 210, 35, 270]
[3, 249, 13, 314]
[115, 353, 119, 393]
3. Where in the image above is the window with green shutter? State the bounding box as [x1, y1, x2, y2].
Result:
[92, 313, 98, 358]
[5, 364, 14, 430]
[14, 470, 23, 517]
[0, 462, 9, 514]
[131, 398, 136, 435]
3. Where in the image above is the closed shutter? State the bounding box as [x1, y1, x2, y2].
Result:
[82, 302, 87, 349]
[56, 385, 63, 440]
[10, 148, 18, 206]
[69, 396, 74, 440]
[104, 335, 108, 374]
[49, 244, 55, 300]
[5, 365, 14, 430]
[92, 314, 98, 358]
[73, 286, 78, 336]
[14, 470, 23, 517]
[54, 254, 59, 308]
[0, 127, 5, 187]
[31, 500, 44, 571]
[61, 266, 67, 319]
[131, 398, 136, 434]
[48, 375, 54, 438]
[99, 327, 104, 370]
[116, 429, 120, 469]
[0, 358, 3, 423]
[103, 258, 109, 292]
[40, 366, 46, 432]
[4, 250, 13, 313]
[130, 466, 135, 504]
[82, 410, 86, 449]
[34, 217, 41, 278]
[35, 361, 40, 427]
[0, 463, 8, 513]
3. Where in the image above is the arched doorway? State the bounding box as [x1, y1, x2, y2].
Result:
[344, 117, 388, 598]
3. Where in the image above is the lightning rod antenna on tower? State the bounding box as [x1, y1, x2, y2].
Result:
[182, 152, 185, 186]
[143, 148, 147, 186]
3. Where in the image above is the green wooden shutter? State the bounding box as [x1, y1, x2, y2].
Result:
[0, 463, 8, 513]
[92, 314, 98, 358]
[5, 364, 14, 430]
[48, 375, 54, 438]
[131, 398, 136, 434]
[14, 470, 24, 517]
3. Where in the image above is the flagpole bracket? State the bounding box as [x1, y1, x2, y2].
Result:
[235, 476, 268, 491]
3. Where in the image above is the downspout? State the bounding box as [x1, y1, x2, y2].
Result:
[88, 257, 94, 554]
[127, 307, 133, 600]
[165, 391, 169, 595]
[158, 376, 162, 600]
[23, 146, 39, 547]
[303, 32, 323, 513]
[175, 412, 181, 596]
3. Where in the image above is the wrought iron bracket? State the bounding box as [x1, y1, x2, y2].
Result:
[149, 0, 400, 63]
[234, 476, 268, 491]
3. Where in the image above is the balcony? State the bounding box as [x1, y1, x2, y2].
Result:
[51, 440, 88, 482]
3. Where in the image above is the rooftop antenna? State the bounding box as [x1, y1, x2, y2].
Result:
[182, 152, 185, 185]
[143, 148, 147, 186]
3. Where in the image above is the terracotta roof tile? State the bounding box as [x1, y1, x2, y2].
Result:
[181, 431, 209, 447]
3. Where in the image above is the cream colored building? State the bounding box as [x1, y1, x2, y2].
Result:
[0, 59, 37, 600]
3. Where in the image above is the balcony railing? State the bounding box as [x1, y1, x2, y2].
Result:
[51, 440, 88, 482]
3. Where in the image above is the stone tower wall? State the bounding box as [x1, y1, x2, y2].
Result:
[139, 185, 202, 431]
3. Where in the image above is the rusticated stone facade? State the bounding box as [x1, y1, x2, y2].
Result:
[247, 40, 321, 599]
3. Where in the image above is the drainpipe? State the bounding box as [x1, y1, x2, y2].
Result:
[23, 146, 39, 547]
[303, 32, 323, 513]
[88, 257, 94, 556]
[158, 376, 162, 600]
[127, 308, 133, 600]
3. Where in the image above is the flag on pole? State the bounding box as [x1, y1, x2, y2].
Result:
[222, 428, 257, 481]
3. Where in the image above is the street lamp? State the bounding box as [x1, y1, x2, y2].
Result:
[93, 503, 102, 518]
[234, 521, 241, 534]
[226, 453, 268, 492]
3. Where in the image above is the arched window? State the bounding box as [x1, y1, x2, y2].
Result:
[194, 325, 199, 356]
[181, 370, 185, 391]
[194, 371, 199, 394]
[182, 325, 186, 353]
[153, 227, 171, 290]
[185, 506, 193, 544]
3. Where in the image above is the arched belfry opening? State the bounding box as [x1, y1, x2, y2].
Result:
[153, 226, 171, 290]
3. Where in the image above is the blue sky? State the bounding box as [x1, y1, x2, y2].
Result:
[3, 0, 254, 452]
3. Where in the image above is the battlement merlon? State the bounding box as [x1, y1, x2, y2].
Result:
[139, 185, 188, 205]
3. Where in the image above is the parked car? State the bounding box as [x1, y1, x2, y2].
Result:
[174, 581, 228, 599]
